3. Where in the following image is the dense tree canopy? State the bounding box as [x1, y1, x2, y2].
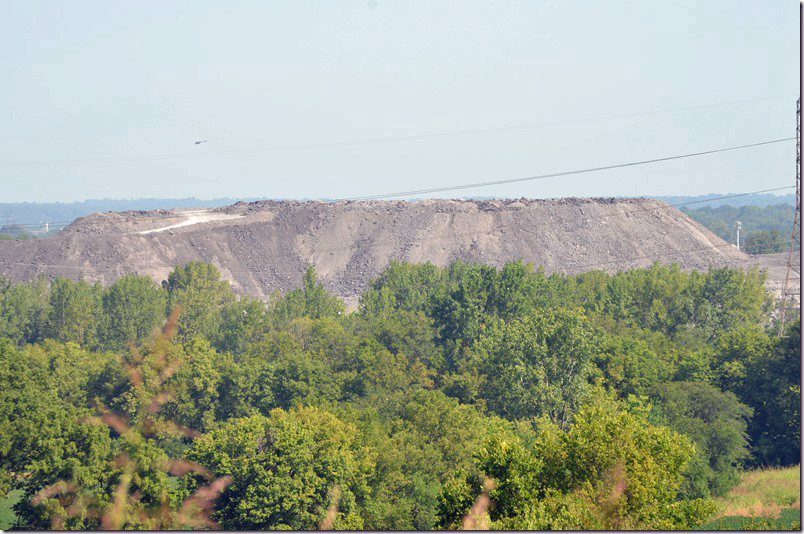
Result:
[438, 398, 716, 530]
[649, 381, 752, 499]
[0, 258, 798, 530]
[183, 406, 370, 530]
[100, 274, 166, 351]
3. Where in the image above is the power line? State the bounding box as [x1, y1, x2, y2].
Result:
[577, 186, 796, 224]
[338, 138, 796, 201]
[0, 221, 72, 230]
[0, 185, 796, 255]
[2, 184, 794, 233]
[0, 186, 793, 233]
[0, 95, 795, 167]
[665, 187, 796, 208]
[778, 97, 802, 337]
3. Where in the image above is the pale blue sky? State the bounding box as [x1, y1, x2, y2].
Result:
[1, 0, 800, 203]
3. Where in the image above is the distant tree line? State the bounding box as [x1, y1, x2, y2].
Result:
[681, 203, 796, 254]
[0, 260, 799, 529]
[658, 193, 795, 209]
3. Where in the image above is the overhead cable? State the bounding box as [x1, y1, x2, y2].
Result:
[0, 94, 795, 167]
[339, 138, 796, 200]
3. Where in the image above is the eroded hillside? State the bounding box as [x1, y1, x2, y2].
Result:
[0, 198, 762, 305]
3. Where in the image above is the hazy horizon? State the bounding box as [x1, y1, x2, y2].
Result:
[2, 1, 800, 203]
[0, 191, 795, 228]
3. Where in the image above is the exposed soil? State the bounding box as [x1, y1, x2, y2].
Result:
[0, 198, 791, 309]
[754, 251, 801, 308]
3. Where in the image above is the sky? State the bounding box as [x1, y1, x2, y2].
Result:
[1, 0, 800, 203]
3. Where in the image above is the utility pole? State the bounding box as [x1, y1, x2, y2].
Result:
[779, 97, 801, 338]
[734, 221, 741, 251]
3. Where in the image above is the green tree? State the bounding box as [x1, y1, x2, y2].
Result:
[741, 322, 801, 466]
[215, 296, 271, 355]
[650, 381, 752, 498]
[99, 274, 167, 351]
[744, 229, 787, 254]
[431, 262, 500, 371]
[164, 262, 235, 343]
[438, 435, 543, 530]
[46, 277, 102, 347]
[570, 270, 611, 316]
[346, 309, 442, 372]
[161, 339, 223, 433]
[693, 268, 771, 341]
[214, 350, 276, 420]
[300, 265, 345, 319]
[594, 333, 676, 397]
[183, 406, 372, 530]
[337, 339, 411, 399]
[469, 308, 600, 427]
[269, 349, 344, 409]
[604, 264, 695, 335]
[341, 389, 508, 530]
[0, 275, 50, 345]
[21, 340, 115, 407]
[489, 260, 544, 320]
[361, 260, 445, 317]
[0, 340, 113, 528]
[1, 309, 237, 530]
[10, 406, 113, 530]
[439, 398, 715, 530]
[269, 265, 344, 324]
[712, 324, 773, 393]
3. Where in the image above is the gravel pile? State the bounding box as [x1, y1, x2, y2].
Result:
[0, 198, 772, 305]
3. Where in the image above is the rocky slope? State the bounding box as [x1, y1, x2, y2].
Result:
[0, 198, 766, 306]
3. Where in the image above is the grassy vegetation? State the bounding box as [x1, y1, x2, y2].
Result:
[3, 469, 799, 531]
[699, 466, 801, 530]
[0, 489, 22, 530]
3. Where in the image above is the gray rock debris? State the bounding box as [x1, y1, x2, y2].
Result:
[0, 198, 765, 301]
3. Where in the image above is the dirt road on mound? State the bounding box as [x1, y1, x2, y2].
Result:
[138, 209, 244, 234]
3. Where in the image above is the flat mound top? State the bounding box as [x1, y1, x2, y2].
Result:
[0, 197, 757, 304]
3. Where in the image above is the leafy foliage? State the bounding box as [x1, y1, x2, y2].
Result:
[269, 265, 344, 324]
[469, 308, 599, 426]
[739, 322, 801, 466]
[650, 381, 752, 498]
[46, 278, 103, 348]
[100, 274, 166, 351]
[0, 258, 797, 530]
[183, 407, 370, 530]
[744, 229, 787, 254]
[164, 261, 235, 343]
[439, 398, 717, 530]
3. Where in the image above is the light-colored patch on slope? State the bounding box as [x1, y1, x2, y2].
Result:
[0, 198, 760, 302]
[138, 210, 243, 234]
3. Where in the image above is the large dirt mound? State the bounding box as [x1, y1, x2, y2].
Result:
[0, 198, 760, 306]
